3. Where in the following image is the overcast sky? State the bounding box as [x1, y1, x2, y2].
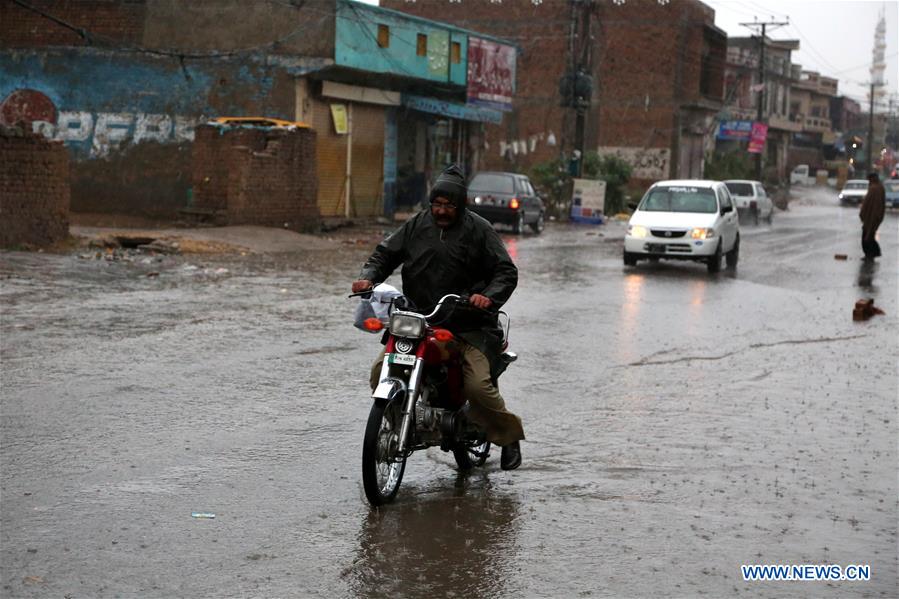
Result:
[704, 0, 898, 110]
[362, 0, 898, 111]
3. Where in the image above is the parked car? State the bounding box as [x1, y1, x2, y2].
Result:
[790, 164, 829, 186]
[724, 179, 774, 224]
[790, 164, 815, 185]
[624, 180, 740, 273]
[884, 179, 899, 209]
[467, 172, 545, 234]
[838, 179, 868, 206]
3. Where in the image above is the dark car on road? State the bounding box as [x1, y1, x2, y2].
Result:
[466, 172, 545, 234]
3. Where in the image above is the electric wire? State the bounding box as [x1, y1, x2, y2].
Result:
[9, 0, 336, 60]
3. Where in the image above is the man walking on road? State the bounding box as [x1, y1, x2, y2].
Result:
[859, 172, 886, 259]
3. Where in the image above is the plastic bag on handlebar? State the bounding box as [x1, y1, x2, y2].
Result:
[353, 283, 404, 333]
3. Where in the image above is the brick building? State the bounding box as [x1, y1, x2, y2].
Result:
[383, 0, 726, 184]
[719, 37, 801, 181]
[789, 71, 839, 170]
[1, 0, 513, 221]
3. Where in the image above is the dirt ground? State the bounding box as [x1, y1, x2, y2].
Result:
[65, 218, 397, 256]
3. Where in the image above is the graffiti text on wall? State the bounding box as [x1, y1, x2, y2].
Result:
[33, 112, 199, 158]
[1, 89, 199, 158]
[597, 146, 671, 180]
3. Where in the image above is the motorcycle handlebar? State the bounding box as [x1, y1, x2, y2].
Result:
[423, 293, 463, 319]
[348, 290, 486, 319]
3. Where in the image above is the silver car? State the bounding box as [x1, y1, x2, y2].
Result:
[724, 180, 774, 224]
[838, 180, 868, 206]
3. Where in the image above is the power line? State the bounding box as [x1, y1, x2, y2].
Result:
[9, 0, 335, 59]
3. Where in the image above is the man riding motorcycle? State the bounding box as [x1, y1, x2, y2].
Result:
[351, 164, 525, 470]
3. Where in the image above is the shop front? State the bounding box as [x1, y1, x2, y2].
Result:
[387, 94, 501, 214]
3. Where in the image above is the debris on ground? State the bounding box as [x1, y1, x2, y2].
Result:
[852, 298, 886, 321]
[191, 512, 216, 519]
[834, 254, 848, 260]
[137, 239, 180, 254]
[88, 236, 121, 249]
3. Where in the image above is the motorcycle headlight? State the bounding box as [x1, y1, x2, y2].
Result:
[628, 225, 649, 238]
[389, 311, 426, 339]
[690, 228, 716, 239]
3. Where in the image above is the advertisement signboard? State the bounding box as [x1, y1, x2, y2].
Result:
[569, 178, 606, 224]
[748, 122, 768, 154]
[466, 37, 516, 112]
[717, 120, 753, 141]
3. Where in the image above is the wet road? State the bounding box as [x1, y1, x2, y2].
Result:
[2, 186, 896, 598]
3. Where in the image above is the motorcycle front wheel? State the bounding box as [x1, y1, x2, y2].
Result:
[453, 441, 491, 470]
[362, 400, 407, 506]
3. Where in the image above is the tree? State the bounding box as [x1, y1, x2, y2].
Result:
[529, 151, 632, 218]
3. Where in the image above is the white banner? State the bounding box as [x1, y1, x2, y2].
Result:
[597, 146, 670, 180]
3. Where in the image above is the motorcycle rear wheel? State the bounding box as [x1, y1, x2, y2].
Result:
[453, 441, 491, 470]
[362, 400, 407, 506]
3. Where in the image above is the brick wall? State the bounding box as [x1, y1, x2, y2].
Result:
[0, 1, 145, 48]
[192, 125, 320, 232]
[384, 0, 722, 175]
[0, 128, 70, 248]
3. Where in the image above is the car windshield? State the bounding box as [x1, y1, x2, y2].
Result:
[640, 187, 717, 213]
[469, 174, 514, 194]
[883, 181, 899, 192]
[725, 182, 753, 196]
[843, 182, 868, 190]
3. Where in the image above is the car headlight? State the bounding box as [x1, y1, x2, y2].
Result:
[389, 311, 426, 338]
[627, 225, 649, 238]
[838, 193, 844, 199]
[690, 228, 716, 239]
[474, 196, 482, 204]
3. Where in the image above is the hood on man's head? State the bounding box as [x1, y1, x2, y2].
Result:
[429, 164, 468, 210]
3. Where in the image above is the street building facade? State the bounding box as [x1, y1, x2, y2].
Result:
[789, 70, 839, 171]
[719, 37, 801, 182]
[384, 0, 726, 187]
[0, 0, 514, 222]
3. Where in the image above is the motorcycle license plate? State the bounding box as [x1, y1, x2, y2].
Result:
[388, 353, 416, 366]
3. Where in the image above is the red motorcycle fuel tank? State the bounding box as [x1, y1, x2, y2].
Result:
[418, 331, 465, 409]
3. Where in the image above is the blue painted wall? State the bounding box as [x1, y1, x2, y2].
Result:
[335, 1, 467, 86]
[0, 48, 292, 160]
[0, 48, 296, 217]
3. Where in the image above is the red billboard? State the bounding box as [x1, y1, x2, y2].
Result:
[466, 37, 516, 112]
[748, 122, 768, 154]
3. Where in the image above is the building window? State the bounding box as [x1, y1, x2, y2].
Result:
[377, 24, 390, 48]
[451, 41, 461, 64]
[417, 34, 427, 56]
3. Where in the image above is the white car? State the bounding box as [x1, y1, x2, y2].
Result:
[838, 179, 868, 206]
[624, 180, 740, 273]
[724, 179, 774, 224]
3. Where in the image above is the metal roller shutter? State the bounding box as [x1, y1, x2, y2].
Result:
[312, 97, 347, 218]
[349, 103, 385, 217]
[312, 99, 385, 218]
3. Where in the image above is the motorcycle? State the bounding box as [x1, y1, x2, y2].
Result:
[351, 291, 517, 506]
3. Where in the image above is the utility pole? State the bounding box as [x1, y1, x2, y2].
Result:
[740, 19, 788, 180]
[574, 3, 593, 177]
[560, 0, 595, 177]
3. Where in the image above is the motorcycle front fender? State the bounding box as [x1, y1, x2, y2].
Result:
[372, 377, 407, 403]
